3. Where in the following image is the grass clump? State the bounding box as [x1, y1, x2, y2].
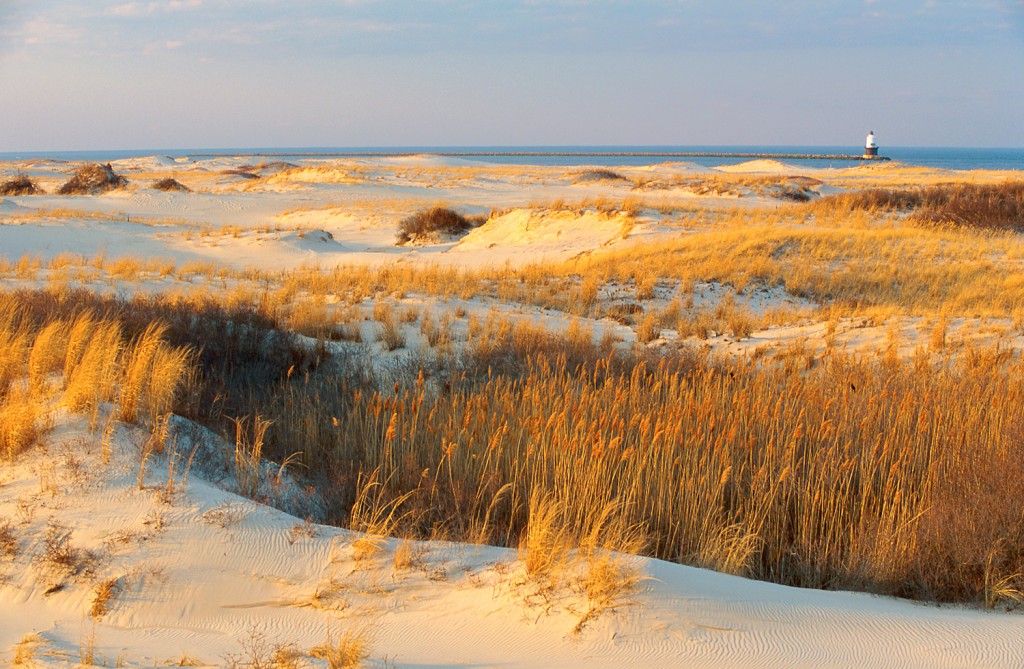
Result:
[310, 629, 370, 669]
[396, 206, 481, 244]
[57, 163, 129, 195]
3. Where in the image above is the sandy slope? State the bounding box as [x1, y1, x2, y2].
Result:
[1, 410, 1022, 668]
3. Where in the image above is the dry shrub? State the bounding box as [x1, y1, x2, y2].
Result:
[573, 169, 629, 183]
[57, 163, 128, 195]
[0, 320, 30, 396]
[151, 177, 190, 192]
[0, 519, 18, 557]
[519, 492, 646, 631]
[37, 523, 97, 587]
[377, 315, 405, 351]
[0, 294, 196, 444]
[573, 501, 647, 633]
[811, 187, 924, 215]
[0, 173, 43, 196]
[396, 206, 480, 244]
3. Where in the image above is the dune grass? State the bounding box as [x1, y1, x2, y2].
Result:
[0, 292, 197, 463]
[3, 172, 1024, 607]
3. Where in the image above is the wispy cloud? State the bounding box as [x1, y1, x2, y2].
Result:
[108, 0, 202, 17]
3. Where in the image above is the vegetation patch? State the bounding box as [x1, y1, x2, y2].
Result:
[0, 174, 43, 196]
[396, 206, 483, 244]
[812, 181, 1024, 230]
[57, 163, 129, 195]
[151, 177, 190, 192]
[573, 169, 629, 183]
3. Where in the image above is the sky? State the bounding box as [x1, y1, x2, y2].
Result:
[1, 1, 1022, 150]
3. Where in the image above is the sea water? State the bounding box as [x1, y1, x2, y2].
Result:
[1, 146, 1021, 171]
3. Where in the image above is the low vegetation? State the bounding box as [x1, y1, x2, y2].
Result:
[3, 167, 1024, 614]
[573, 169, 629, 183]
[0, 174, 43, 196]
[6, 279, 1010, 606]
[396, 206, 484, 244]
[151, 177, 190, 192]
[811, 180, 1024, 230]
[57, 163, 128, 195]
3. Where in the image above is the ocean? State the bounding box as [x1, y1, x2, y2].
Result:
[1, 146, 1021, 171]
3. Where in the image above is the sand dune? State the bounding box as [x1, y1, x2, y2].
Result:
[2, 410, 1021, 668]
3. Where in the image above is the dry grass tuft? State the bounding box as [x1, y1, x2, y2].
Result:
[90, 576, 122, 619]
[310, 629, 370, 669]
[233, 415, 271, 498]
[0, 387, 39, 461]
[12, 633, 45, 666]
[349, 468, 414, 561]
[520, 491, 573, 584]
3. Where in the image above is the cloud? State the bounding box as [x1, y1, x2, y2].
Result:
[10, 16, 81, 46]
[108, 0, 202, 17]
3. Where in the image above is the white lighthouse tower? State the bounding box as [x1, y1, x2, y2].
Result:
[864, 131, 879, 158]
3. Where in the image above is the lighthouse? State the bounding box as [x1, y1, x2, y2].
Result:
[864, 131, 879, 158]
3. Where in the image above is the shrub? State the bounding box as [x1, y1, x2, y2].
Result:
[0, 174, 43, 196]
[573, 169, 629, 183]
[151, 177, 190, 192]
[57, 163, 128, 195]
[396, 207, 480, 244]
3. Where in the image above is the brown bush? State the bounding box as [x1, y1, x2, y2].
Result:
[151, 178, 190, 192]
[396, 207, 482, 244]
[573, 169, 629, 183]
[57, 163, 128, 195]
[0, 174, 43, 196]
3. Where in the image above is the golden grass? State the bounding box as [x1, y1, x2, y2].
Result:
[0, 387, 39, 461]
[2, 169, 1023, 606]
[301, 345, 1024, 603]
[233, 415, 271, 499]
[12, 633, 45, 666]
[0, 295, 195, 468]
[90, 576, 121, 619]
[310, 629, 370, 669]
